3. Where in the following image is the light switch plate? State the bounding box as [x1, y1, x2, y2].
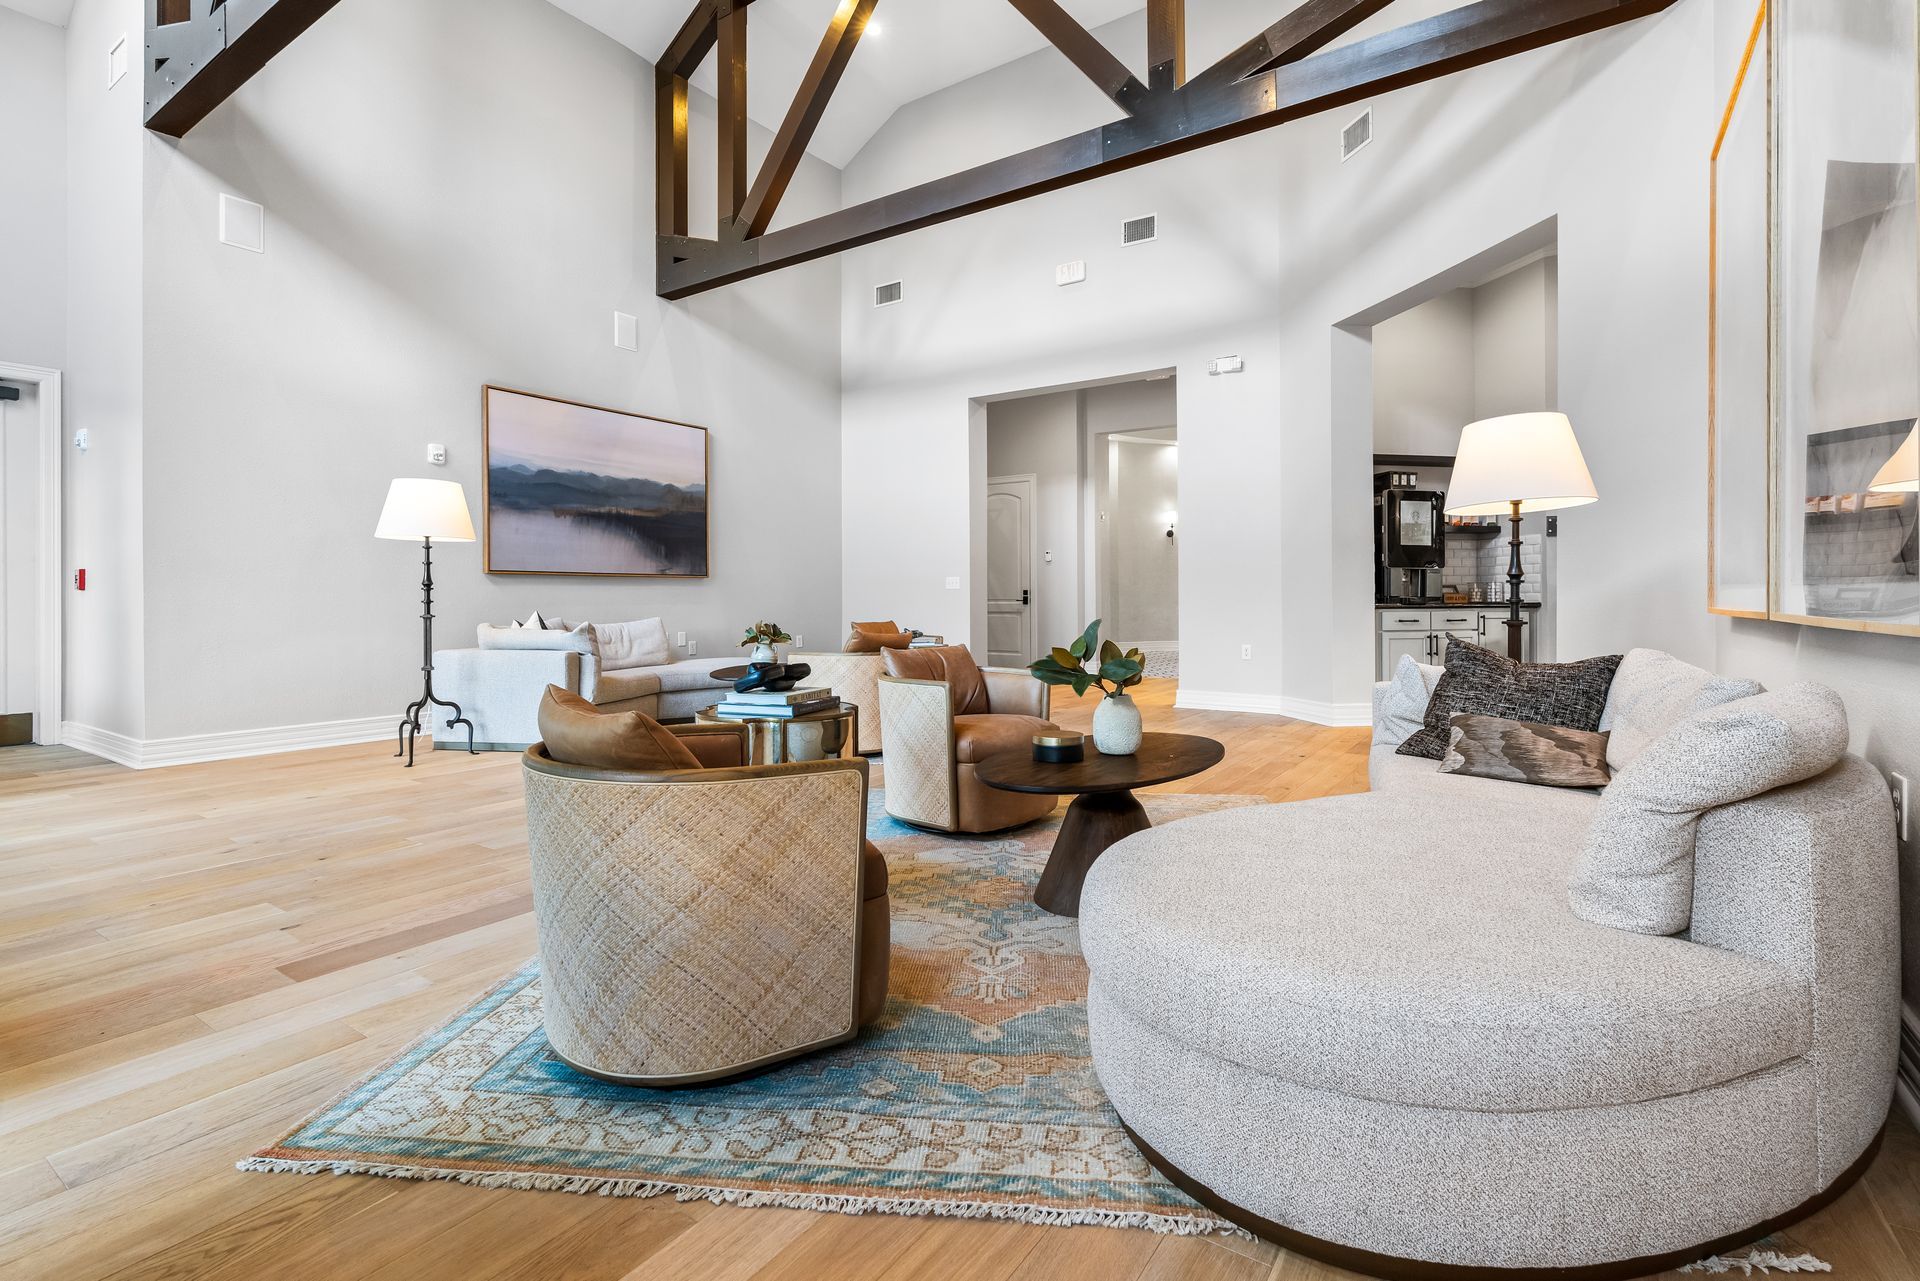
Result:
[427, 443, 447, 466]
[613, 311, 639, 351]
[218, 194, 266, 253]
[945, 576, 962, 590]
[73, 428, 90, 452]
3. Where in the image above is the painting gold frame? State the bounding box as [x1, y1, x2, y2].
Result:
[481, 385, 712, 579]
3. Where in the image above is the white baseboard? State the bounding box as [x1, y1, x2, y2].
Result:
[1175, 689, 1372, 727]
[60, 715, 399, 770]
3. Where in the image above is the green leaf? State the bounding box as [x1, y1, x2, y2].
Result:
[1050, 647, 1081, 670]
[1071, 672, 1096, 698]
[1099, 658, 1143, 686]
[1099, 639, 1121, 665]
[1069, 619, 1102, 660]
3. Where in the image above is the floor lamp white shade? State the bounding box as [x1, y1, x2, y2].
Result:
[1445, 412, 1600, 516]
[375, 478, 476, 542]
[1868, 423, 1919, 493]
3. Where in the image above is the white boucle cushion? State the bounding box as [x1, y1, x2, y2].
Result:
[1598, 648, 1764, 771]
[1570, 682, 1849, 935]
[477, 622, 597, 657]
[595, 617, 673, 671]
[1375, 655, 1445, 747]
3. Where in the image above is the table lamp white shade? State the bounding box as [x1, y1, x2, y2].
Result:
[1444, 412, 1600, 516]
[375, 478, 476, 542]
[1868, 423, 1919, 493]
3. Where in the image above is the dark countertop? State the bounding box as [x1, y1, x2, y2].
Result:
[1376, 601, 1543, 611]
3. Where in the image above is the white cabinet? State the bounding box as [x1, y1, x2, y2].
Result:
[1376, 608, 1535, 677]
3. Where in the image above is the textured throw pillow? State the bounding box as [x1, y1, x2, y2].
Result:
[595, 617, 672, 671]
[1568, 682, 1850, 935]
[1375, 654, 1445, 747]
[536, 686, 700, 772]
[478, 621, 597, 658]
[516, 611, 547, 630]
[1396, 639, 1624, 761]
[845, 627, 913, 654]
[1598, 648, 1764, 772]
[1440, 714, 1612, 789]
[881, 644, 990, 715]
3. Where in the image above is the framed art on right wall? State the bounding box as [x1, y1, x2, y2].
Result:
[1770, 0, 1920, 634]
[1710, 0, 1920, 637]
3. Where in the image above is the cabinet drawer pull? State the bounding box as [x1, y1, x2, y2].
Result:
[1397, 617, 1422, 624]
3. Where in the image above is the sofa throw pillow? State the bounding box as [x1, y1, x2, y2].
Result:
[596, 617, 672, 671]
[1598, 648, 1764, 772]
[477, 621, 598, 658]
[1440, 714, 1612, 789]
[1568, 681, 1849, 935]
[537, 686, 700, 772]
[1396, 639, 1623, 761]
[1375, 654, 1445, 748]
[881, 644, 990, 716]
[845, 627, 914, 654]
[516, 611, 547, 630]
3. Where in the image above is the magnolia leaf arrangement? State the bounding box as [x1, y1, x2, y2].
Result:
[739, 621, 793, 648]
[1028, 619, 1144, 700]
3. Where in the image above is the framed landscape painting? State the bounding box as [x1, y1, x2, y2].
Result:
[482, 386, 710, 577]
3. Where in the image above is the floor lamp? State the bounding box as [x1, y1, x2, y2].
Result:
[376, 478, 477, 766]
[1444, 413, 1599, 662]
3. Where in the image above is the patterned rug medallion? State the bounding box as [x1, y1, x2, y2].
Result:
[242, 791, 1263, 1233]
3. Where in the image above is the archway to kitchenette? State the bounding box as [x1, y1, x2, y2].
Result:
[972, 370, 1179, 684]
[1332, 219, 1563, 685]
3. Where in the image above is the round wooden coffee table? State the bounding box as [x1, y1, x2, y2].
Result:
[975, 732, 1226, 917]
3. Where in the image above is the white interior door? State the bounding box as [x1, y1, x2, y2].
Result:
[986, 476, 1035, 668]
[0, 387, 28, 746]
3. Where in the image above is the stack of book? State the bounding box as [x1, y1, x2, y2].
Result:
[712, 687, 841, 720]
[907, 634, 946, 648]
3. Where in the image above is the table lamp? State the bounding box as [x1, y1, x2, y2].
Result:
[376, 478, 478, 766]
[1445, 412, 1598, 661]
[1869, 423, 1919, 493]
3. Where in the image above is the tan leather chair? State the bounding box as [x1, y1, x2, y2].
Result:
[523, 721, 889, 1087]
[876, 646, 1058, 833]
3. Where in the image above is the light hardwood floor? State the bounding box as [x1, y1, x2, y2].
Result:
[1, 678, 1914, 1280]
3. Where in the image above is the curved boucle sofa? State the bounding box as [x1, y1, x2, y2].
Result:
[1079, 653, 1899, 1278]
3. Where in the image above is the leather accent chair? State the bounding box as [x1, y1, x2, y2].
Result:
[522, 721, 889, 1087]
[876, 646, 1059, 833]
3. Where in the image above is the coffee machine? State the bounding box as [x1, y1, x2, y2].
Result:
[1375, 473, 1447, 603]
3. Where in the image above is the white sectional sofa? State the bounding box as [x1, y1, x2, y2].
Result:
[1079, 649, 1899, 1277]
[432, 619, 736, 750]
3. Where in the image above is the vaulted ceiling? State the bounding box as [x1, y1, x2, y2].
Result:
[1, 0, 76, 26]
[547, 0, 1146, 169]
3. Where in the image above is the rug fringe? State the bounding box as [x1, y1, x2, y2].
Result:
[1680, 1250, 1833, 1274]
[235, 1156, 1242, 1237]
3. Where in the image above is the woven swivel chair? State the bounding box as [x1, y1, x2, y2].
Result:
[522, 719, 889, 1087]
[876, 645, 1058, 833]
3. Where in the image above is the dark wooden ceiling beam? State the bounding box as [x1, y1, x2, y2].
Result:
[716, 1, 749, 228]
[144, 0, 344, 137]
[656, 72, 691, 239]
[657, 0, 1677, 298]
[738, 0, 880, 238]
[1187, 0, 1399, 95]
[1006, 0, 1148, 113]
[1146, 0, 1186, 90]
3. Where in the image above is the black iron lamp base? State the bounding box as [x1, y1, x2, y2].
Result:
[1504, 498, 1526, 662]
[392, 536, 476, 767]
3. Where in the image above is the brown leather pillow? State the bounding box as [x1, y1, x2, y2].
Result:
[852, 620, 900, 635]
[844, 628, 914, 654]
[537, 686, 701, 772]
[881, 644, 990, 716]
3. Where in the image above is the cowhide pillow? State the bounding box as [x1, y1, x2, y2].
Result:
[1439, 714, 1612, 789]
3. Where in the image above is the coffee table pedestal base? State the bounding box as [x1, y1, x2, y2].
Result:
[1034, 790, 1150, 917]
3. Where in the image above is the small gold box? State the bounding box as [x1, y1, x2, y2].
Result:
[1033, 732, 1086, 764]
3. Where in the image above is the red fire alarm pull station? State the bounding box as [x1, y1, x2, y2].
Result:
[75, 569, 86, 591]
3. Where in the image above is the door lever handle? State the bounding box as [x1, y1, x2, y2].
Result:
[1021, 589, 1031, 605]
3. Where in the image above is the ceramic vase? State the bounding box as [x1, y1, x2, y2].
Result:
[1093, 692, 1143, 755]
[750, 643, 779, 665]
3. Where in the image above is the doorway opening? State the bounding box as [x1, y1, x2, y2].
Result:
[1332, 220, 1561, 685]
[0, 362, 64, 748]
[977, 371, 1179, 679]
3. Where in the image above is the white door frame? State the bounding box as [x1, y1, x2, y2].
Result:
[0, 362, 63, 746]
[986, 473, 1039, 665]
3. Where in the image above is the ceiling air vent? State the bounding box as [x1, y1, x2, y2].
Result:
[1341, 108, 1373, 161]
[1121, 214, 1157, 245]
[874, 280, 904, 307]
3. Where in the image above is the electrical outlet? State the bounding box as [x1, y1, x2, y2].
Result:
[1240, 644, 1253, 660]
[1893, 772, 1912, 842]
[427, 443, 447, 466]
[945, 576, 961, 590]
[687, 639, 697, 656]
[791, 634, 802, 649]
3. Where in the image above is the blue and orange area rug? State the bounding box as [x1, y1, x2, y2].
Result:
[241, 792, 1259, 1234]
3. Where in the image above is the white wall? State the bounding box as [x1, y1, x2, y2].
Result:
[134, 0, 844, 739]
[1473, 257, 1559, 418]
[63, 0, 144, 740]
[1372, 290, 1475, 456]
[0, 5, 66, 372]
[986, 390, 1081, 656]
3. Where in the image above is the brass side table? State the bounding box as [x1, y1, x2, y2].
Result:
[694, 702, 860, 765]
